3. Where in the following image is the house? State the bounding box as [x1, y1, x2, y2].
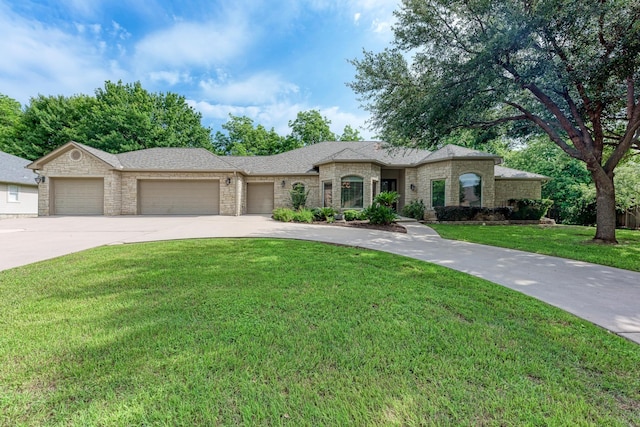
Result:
[0, 151, 39, 218]
[27, 141, 547, 217]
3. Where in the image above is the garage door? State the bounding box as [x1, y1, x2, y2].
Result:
[53, 178, 104, 215]
[246, 182, 274, 214]
[139, 180, 219, 215]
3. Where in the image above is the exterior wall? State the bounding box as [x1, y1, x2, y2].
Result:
[403, 168, 418, 210]
[494, 179, 542, 206]
[416, 160, 453, 209]
[319, 163, 381, 210]
[0, 183, 38, 217]
[38, 148, 116, 216]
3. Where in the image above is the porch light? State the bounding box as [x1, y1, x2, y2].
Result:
[410, 184, 416, 191]
[225, 177, 231, 185]
[35, 175, 45, 184]
[281, 180, 286, 187]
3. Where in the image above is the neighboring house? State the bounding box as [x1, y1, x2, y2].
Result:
[27, 141, 547, 217]
[0, 151, 39, 218]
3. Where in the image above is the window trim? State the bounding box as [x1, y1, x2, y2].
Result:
[340, 175, 364, 209]
[459, 172, 482, 207]
[431, 179, 445, 208]
[322, 181, 333, 208]
[7, 185, 19, 203]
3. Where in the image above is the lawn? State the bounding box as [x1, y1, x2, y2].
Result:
[1, 239, 639, 425]
[428, 224, 640, 272]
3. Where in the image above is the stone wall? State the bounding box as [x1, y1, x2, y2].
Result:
[494, 179, 542, 206]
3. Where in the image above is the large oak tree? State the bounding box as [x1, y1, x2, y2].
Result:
[349, 0, 640, 243]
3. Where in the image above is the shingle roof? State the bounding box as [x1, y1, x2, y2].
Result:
[116, 147, 238, 170]
[494, 165, 549, 180]
[423, 145, 502, 164]
[0, 151, 38, 185]
[74, 142, 123, 169]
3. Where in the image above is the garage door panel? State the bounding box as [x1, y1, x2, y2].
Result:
[53, 178, 104, 215]
[139, 180, 219, 215]
[247, 182, 274, 214]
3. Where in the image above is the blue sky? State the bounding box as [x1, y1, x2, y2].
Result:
[0, 0, 399, 138]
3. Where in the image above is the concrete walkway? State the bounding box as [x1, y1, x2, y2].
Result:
[1, 215, 639, 344]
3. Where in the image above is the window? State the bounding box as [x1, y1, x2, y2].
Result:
[431, 180, 445, 207]
[322, 181, 332, 207]
[459, 173, 482, 207]
[7, 185, 19, 203]
[341, 176, 364, 209]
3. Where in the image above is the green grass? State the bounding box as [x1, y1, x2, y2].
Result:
[1, 239, 639, 425]
[429, 224, 640, 272]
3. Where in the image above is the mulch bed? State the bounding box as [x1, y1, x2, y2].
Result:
[314, 220, 407, 233]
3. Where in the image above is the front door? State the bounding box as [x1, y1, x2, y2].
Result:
[381, 179, 398, 210]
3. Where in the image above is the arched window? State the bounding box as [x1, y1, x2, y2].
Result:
[459, 173, 482, 207]
[341, 176, 364, 208]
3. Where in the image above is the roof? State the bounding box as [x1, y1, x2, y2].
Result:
[0, 151, 38, 185]
[29, 141, 544, 180]
[494, 165, 549, 180]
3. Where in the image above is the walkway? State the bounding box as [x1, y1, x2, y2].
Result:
[1, 215, 639, 344]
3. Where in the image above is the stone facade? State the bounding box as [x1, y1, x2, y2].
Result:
[30, 142, 546, 217]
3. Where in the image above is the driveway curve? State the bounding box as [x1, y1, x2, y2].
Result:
[1, 215, 639, 344]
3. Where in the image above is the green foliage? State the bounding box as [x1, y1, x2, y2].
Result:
[402, 199, 426, 220]
[338, 124, 364, 141]
[289, 183, 309, 210]
[292, 208, 314, 223]
[614, 160, 640, 212]
[362, 204, 397, 225]
[14, 94, 95, 160]
[272, 208, 295, 222]
[311, 207, 337, 222]
[504, 138, 592, 223]
[508, 199, 554, 221]
[288, 110, 336, 145]
[212, 114, 298, 156]
[434, 207, 512, 222]
[349, 0, 640, 242]
[0, 94, 23, 156]
[373, 191, 399, 209]
[342, 209, 364, 221]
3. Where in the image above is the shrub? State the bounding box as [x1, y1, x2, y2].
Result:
[434, 206, 513, 221]
[363, 204, 397, 225]
[343, 209, 363, 221]
[292, 208, 314, 223]
[402, 199, 426, 220]
[272, 208, 295, 222]
[374, 191, 399, 209]
[508, 199, 553, 220]
[290, 183, 309, 210]
[313, 207, 337, 221]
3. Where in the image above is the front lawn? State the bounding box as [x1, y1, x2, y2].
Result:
[429, 224, 640, 272]
[1, 239, 638, 425]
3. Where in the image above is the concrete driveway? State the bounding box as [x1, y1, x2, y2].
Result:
[1, 215, 639, 344]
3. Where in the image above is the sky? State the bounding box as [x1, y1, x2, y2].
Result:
[0, 0, 400, 139]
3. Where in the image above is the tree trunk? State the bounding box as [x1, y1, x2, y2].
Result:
[592, 171, 618, 244]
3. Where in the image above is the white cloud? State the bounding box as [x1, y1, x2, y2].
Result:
[0, 4, 127, 104]
[199, 73, 299, 105]
[148, 71, 191, 86]
[134, 18, 250, 71]
[354, 12, 361, 24]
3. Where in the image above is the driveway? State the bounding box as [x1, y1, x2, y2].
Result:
[1, 215, 639, 344]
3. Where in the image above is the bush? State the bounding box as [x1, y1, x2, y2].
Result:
[508, 199, 553, 220]
[292, 208, 314, 223]
[374, 191, 399, 209]
[272, 208, 295, 222]
[363, 204, 397, 225]
[290, 183, 309, 210]
[434, 206, 513, 221]
[312, 207, 337, 221]
[402, 199, 426, 220]
[343, 209, 363, 221]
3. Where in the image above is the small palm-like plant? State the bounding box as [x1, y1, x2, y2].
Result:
[374, 191, 399, 209]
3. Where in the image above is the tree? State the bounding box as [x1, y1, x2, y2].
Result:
[0, 94, 23, 156]
[349, 0, 640, 243]
[503, 137, 592, 223]
[288, 110, 336, 145]
[212, 114, 299, 156]
[83, 81, 212, 153]
[14, 94, 95, 160]
[339, 124, 364, 141]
